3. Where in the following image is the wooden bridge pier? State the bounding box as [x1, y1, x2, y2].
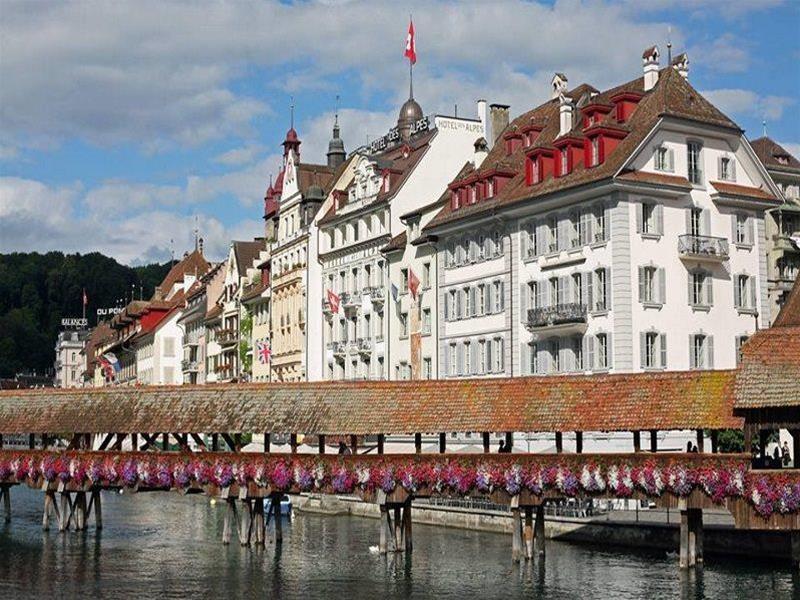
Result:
[679, 507, 704, 569]
[1, 484, 10, 523]
[511, 500, 545, 563]
[41, 489, 102, 533]
[222, 494, 282, 547]
[378, 497, 412, 555]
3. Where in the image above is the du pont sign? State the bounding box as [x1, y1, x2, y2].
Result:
[97, 307, 124, 317]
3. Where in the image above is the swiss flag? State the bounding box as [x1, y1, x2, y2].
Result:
[408, 268, 420, 301]
[327, 289, 340, 314]
[404, 19, 416, 65]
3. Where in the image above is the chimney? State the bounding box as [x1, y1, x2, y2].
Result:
[477, 99, 488, 144]
[642, 45, 660, 92]
[551, 73, 568, 99]
[489, 103, 510, 144]
[672, 52, 689, 79]
[559, 94, 574, 137]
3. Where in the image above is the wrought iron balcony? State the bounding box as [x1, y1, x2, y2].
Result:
[216, 328, 239, 346]
[366, 286, 386, 304]
[341, 291, 360, 312]
[181, 359, 199, 373]
[526, 303, 588, 330]
[357, 338, 372, 354]
[678, 235, 729, 261]
[328, 341, 346, 355]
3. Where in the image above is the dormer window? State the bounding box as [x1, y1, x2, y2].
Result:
[654, 146, 674, 172]
[526, 156, 540, 185]
[559, 147, 569, 177]
[469, 185, 476, 204]
[451, 190, 460, 210]
[486, 179, 494, 198]
[590, 137, 600, 167]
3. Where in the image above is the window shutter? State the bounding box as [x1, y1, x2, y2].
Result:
[749, 276, 757, 310]
[685, 208, 692, 235]
[536, 222, 547, 255]
[658, 268, 666, 304]
[730, 214, 737, 242]
[519, 283, 528, 321]
[667, 148, 675, 172]
[499, 283, 505, 311]
[733, 274, 741, 307]
[604, 268, 612, 310]
[558, 218, 567, 251]
[584, 336, 595, 370]
[638, 266, 645, 303]
[604, 205, 612, 240]
[520, 342, 529, 375]
[585, 272, 593, 310]
[747, 216, 754, 245]
[717, 156, 724, 180]
[469, 287, 477, 317]
[687, 272, 693, 304]
[689, 336, 696, 369]
[606, 333, 613, 369]
[660, 333, 667, 368]
[558, 276, 567, 305]
[486, 340, 493, 372]
[486, 284, 494, 314]
[706, 274, 713, 306]
[702, 209, 711, 236]
[730, 159, 736, 181]
[635, 203, 643, 233]
[471, 341, 479, 374]
[655, 204, 664, 235]
[707, 336, 714, 369]
[640, 332, 647, 368]
[498, 339, 504, 372]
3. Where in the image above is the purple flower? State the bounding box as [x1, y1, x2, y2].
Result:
[173, 463, 191, 488]
[121, 460, 138, 487]
[214, 462, 234, 488]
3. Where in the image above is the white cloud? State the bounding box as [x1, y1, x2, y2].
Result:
[0, 176, 262, 264]
[214, 144, 265, 166]
[690, 33, 750, 74]
[702, 89, 794, 121]
[778, 142, 800, 160]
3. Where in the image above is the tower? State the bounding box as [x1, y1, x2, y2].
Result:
[327, 96, 346, 169]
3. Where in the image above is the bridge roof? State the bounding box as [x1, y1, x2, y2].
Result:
[0, 370, 741, 435]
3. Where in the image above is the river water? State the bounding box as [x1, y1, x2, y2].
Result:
[0, 487, 796, 599]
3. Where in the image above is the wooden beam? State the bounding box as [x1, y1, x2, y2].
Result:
[505, 432, 513, 451]
[221, 434, 238, 453]
[139, 433, 160, 451]
[696, 429, 705, 454]
[482, 432, 490, 453]
[290, 434, 298, 454]
[792, 430, 800, 468]
[555, 432, 563, 454]
[131, 433, 138, 451]
[349, 434, 357, 455]
[318, 435, 326, 454]
[112, 434, 125, 451]
[414, 433, 422, 454]
[162, 433, 169, 451]
[2, 486, 10, 524]
[403, 499, 412, 553]
[97, 433, 114, 451]
[28, 433, 35, 449]
[710, 430, 718, 454]
[438, 433, 446, 454]
[377, 434, 385, 455]
[523, 506, 533, 560]
[533, 504, 545, 557]
[650, 429, 658, 453]
[575, 431, 583, 454]
[633, 431, 641, 453]
[0, 434, 4, 449]
[264, 433, 270, 453]
[211, 433, 219, 452]
[189, 433, 207, 450]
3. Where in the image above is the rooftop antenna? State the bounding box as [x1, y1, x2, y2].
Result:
[763, 120, 767, 137]
[290, 96, 295, 130]
[667, 26, 672, 64]
[193, 215, 200, 252]
[335, 94, 340, 128]
[454, 103, 458, 117]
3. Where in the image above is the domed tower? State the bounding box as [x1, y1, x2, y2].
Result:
[327, 97, 346, 169]
[282, 100, 301, 163]
[302, 173, 326, 225]
[397, 97, 423, 142]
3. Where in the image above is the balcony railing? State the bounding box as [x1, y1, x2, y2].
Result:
[357, 338, 372, 353]
[365, 286, 386, 304]
[328, 341, 346, 355]
[341, 292, 360, 312]
[217, 328, 239, 346]
[181, 359, 199, 372]
[678, 234, 729, 261]
[527, 303, 587, 329]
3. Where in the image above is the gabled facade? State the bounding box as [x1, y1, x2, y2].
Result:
[751, 137, 800, 322]
[425, 49, 781, 380]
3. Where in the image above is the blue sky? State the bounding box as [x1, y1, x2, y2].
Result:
[1, 0, 798, 264]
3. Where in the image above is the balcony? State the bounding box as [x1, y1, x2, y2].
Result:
[322, 300, 334, 317]
[526, 303, 588, 336]
[357, 338, 372, 354]
[341, 291, 360, 313]
[365, 286, 386, 306]
[181, 359, 199, 373]
[217, 328, 239, 346]
[328, 341, 346, 356]
[678, 235, 729, 261]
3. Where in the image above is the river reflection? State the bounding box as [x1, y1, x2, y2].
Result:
[0, 487, 796, 599]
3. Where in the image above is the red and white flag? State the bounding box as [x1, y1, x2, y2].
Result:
[327, 289, 341, 314]
[404, 19, 416, 65]
[408, 268, 420, 301]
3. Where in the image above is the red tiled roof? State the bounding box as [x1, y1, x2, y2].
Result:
[0, 370, 741, 434]
[158, 249, 210, 296]
[426, 67, 739, 231]
[381, 231, 407, 254]
[617, 170, 692, 189]
[773, 274, 800, 327]
[750, 137, 800, 173]
[710, 181, 779, 203]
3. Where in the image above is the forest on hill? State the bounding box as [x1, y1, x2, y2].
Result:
[0, 252, 171, 378]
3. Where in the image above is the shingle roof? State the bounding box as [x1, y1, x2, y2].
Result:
[426, 67, 739, 231]
[381, 231, 407, 254]
[751, 136, 800, 174]
[0, 370, 741, 434]
[734, 276, 800, 410]
[158, 249, 210, 296]
[710, 181, 779, 202]
[232, 240, 265, 273]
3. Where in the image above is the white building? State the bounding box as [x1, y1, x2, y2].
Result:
[424, 48, 781, 380]
[54, 329, 86, 388]
[318, 94, 486, 381]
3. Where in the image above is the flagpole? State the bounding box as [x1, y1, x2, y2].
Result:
[409, 60, 413, 100]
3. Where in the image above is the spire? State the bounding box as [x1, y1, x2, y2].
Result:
[327, 94, 346, 168]
[193, 215, 200, 253]
[290, 95, 294, 130]
[282, 96, 301, 161]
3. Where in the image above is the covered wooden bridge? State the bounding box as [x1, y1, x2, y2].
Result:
[1, 368, 798, 569]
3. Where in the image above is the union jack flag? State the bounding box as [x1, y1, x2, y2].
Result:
[257, 339, 271, 364]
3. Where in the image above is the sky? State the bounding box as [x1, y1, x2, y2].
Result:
[1, 0, 798, 265]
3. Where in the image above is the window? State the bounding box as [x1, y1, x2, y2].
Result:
[422, 262, 431, 288]
[718, 155, 735, 181]
[493, 281, 503, 312]
[448, 343, 457, 376]
[638, 266, 664, 305]
[399, 312, 408, 337]
[641, 331, 667, 369]
[690, 334, 714, 370]
[735, 335, 749, 366]
[163, 338, 175, 357]
[687, 141, 703, 185]
[689, 270, 713, 307]
[596, 333, 609, 369]
[689, 208, 702, 237]
[594, 268, 610, 311]
[493, 338, 503, 372]
[464, 342, 471, 374]
[548, 339, 561, 373]
[579, 210, 592, 245]
[423, 357, 432, 379]
[594, 205, 606, 242]
[560, 147, 569, 176]
[733, 213, 752, 246]
[526, 223, 537, 258]
[478, 340, 487, 375]
[463, 287, 472, 318]
[654, 146, 674, 172]
[548, 217, 559, 253]
[400, 268, 409, 293]
[476, 284, 486, 315]
[492, 230, 502, 256]
[590, 137, 600, 167]
[734, 274, 756, 311]
[422, 308, 431, 334]
[638, 202, 662, 235]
